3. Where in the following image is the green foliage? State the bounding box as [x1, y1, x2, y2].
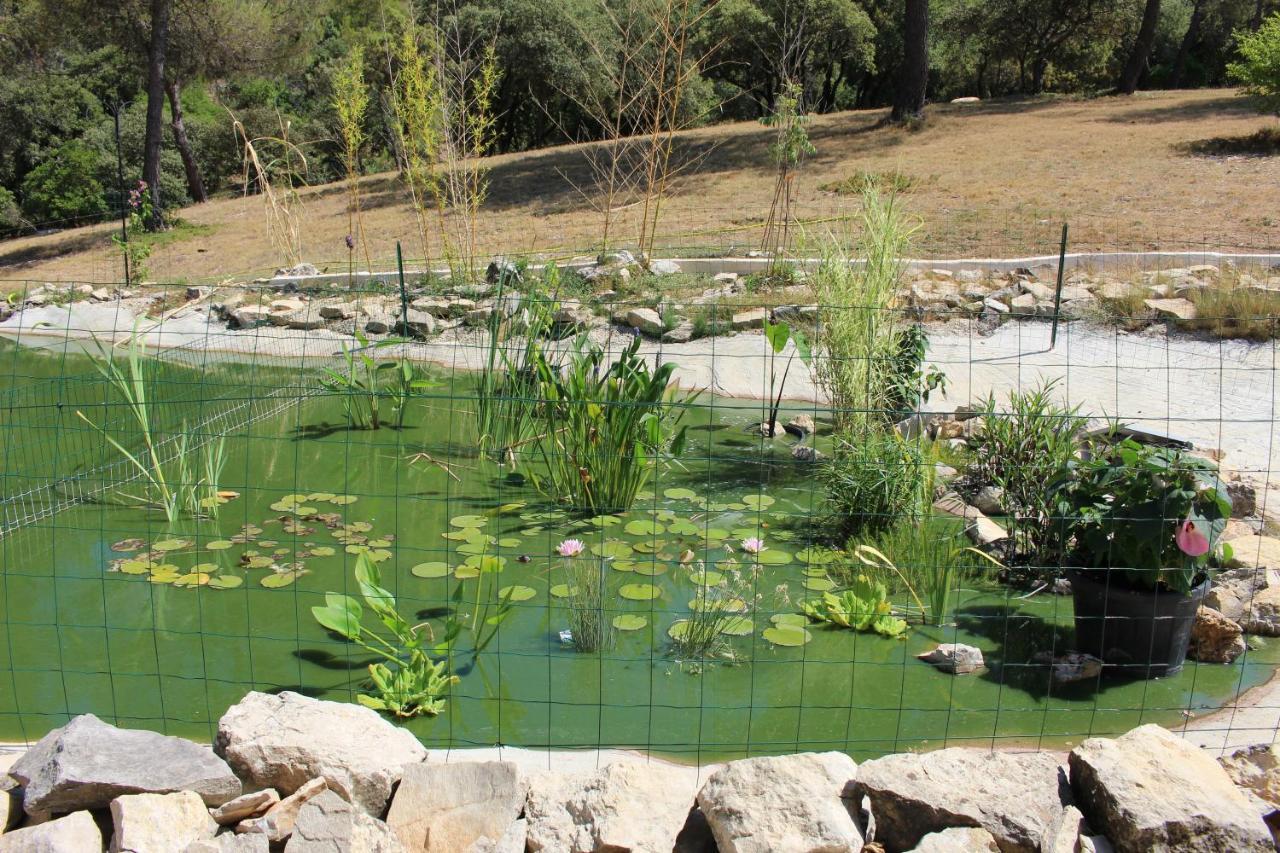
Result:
[318, 330, 436, 430]
[312, 553, 460, 717]
[564, 557, 611, 653]
[884, 324, 947, 418]
[19, 142, 106, 224]
[1230, 13, 1280, 116]
[0, 187, 23, 233]
[801, 572, 908, 637]
[1055, 436, 1232, 593]
[528, 335, 692, 514]
[761, 316, 812, 430]
[669, 565, 758, 662]
[112, 180, 154, 281]
[823, 431, 926, 541]
[969, 380, 1088, 563]
[856, 526, 1000, 627]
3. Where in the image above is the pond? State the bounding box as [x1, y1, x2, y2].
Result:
[0, 340, 1271, 762]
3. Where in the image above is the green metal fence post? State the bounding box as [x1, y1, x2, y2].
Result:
[1050, 222, 1069, 349]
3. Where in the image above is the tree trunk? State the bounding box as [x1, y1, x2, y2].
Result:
[1118, 0, 1162, 94]
[890, 0, 929, 122]
[165, 78, 206, 203]
[1171, 0, 1206, 89]
[142, 0, 171, 229]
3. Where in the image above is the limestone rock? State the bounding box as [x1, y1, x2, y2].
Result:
[386, 761, 524, 853]
[855, 748, 1070, 852]
[364, 315, 394, 335]
[932, 491, 1008, 547]
[972, 486, 1005, 515]
[319, 302, 357, 320]
[11, 714, 240, 814]
[284, 790, 405, 852]
[1069, 724, 1271, 851]
[916, 643, 985, 674]
[466, 818, 527, 853]
[625, 307, 665, 337]
[1226, 536, 1280, 572]
[554, 301, 597, 330]
[1188, 606, 1246, 663]
[525, 762, 698, 853]
[792, 444, 823, 463]
[231, 306, 272, 328]
[908, 827, 1000, 851]
[662, 321, 695, 343]
[1205, 565, 1279, 626]
[731, 308, 766, 330]
[211, 790, 280, 825]
[1220, 743, 1280, 808]
[110, 791, 217, 853]
[237, 777, 327, 843]
[185, 834, 270, 852]
[648, 259, 682, 276]
[215, 691, 427, 815]
[400, 308, 436, 338]
[0, 810, 102, 852]
[1144, 297, 1197, 321]
[1041, 805, 1090, 853]
[696, 751, 860, 853]
[783, 414, 816, 438]
[1032, 651, 1103, 684]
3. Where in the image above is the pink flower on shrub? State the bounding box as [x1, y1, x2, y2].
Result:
[1175, 519, 1210, 557]
[557, 538, 585, 558]
[740, 537, 766, 555]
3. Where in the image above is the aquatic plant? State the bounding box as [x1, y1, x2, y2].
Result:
[884, 323, 947, 419]
[761, 317, 812, 435]
[559, 543, 612, 653]
[669, 562, 757, 662]
[529, 335, 691, 514]
[311, 553, 458, 717]
[319, 331, 433, 430]
[854, 533, 1000, 628]
[76, 330, 226, 524]
[800, 572, 908, 638]
[822, 430, 926, 541]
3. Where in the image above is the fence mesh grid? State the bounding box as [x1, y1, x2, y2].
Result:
[0, 241, 1277, 765]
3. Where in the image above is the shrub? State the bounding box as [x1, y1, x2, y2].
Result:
[19, 142, 106, 225]
[1229, 13, 1280, 117]
[823, 430, 926, 541]
[968, 380, 1088, 563]
[0, 187, 23, 233]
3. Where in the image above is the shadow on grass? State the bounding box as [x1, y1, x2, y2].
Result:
[1178, 128, 1280, 158]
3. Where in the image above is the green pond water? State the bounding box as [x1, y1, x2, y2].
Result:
[0, 340, 1273, 762]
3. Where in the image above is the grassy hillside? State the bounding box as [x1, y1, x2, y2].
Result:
[1, 89, 1277, 286]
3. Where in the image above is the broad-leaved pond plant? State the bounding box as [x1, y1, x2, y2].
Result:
[1054, 436, 1232, 594]
[800, 570, 909, 638]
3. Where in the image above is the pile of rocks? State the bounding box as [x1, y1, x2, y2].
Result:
[2, 690, 1279, 852]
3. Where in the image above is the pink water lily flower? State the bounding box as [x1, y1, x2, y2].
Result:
[740, 537, 766, 555]
[557, 538, 585, 558]
[1175, 519, 1210, 557]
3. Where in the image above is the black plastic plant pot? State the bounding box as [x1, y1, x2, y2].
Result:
[1068, 569, 1209, 678]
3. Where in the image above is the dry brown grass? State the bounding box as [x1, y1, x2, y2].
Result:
[1, 89, 1277, 286]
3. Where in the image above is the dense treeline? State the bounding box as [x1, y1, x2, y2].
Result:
[0, 0, 1275, 234]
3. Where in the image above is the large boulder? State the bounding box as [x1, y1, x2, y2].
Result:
[110, 791, 217, 853]
[184, 835, 270, 852]
[525, 762, 699, 853]
[696, 752, 860, 853]
[284, 790, 405, 852]
[1188, 606, 1246, 663]
[1069, 724, 1272, 851]
[214, 691, 427, 815]
[385, 761, 524, 852]
[0, 809, 102, 851]
[908, 827, 1000, 851]
[855, 747, 1070, 852]
[10, 714, 240, 814]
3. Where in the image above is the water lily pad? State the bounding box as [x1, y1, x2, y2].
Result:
[148, 570, 180, 584]
[152, 538, 190, 552]
[668, 620, 693, 640]
[463, 554, 506, 572]
[719, 616, 754, 636]
[703, 528, 731, 542]
[588, 515, 622, 527]
[743, 494, 776, 510]
[802, 567, 829, 578]
[632, 540, 666, 554]
[663, 488, 698, 500]
[496, 537, 521, 549]
[650, 509, 677, 523]
[173, 572, 212, 587]
[345, 544, 370, 555]
[204, 540, 234, 551]
[367, 549, 393, 564]
[456, 541, 490, 555]
[118, 560, 150, 575]
[260, 572, 298, 588]
[269, 501, 296, 512]
[307, 492, 336, 502]
[243, 555, 274, 569]
[454, 566, 481, 580]
[110, 538, 146, 552]
[346, 521, 373, 533]
[771, 613, 808, 628]
[688, 570, 724, 587]
[619, 583, 661, 601]
[613, 614, 648, 631]
[763, 625, 812, 647]
[690, 596, 746, 613]
[666, 520, 699, 536]
[367, 538, 392, 548]
[207, 575, 243, 590]
[611, 560, 636, 573]
[259, 540, 279, 548]
[309, 546, 336, 557]
[450, 515, 488, 528]
[411, 561, 451, 578]
[624, 519, 664, 536]
[633, 562, 668, 577]
[803, 577, 835, 592]
[442, 530, 474, 541]
[498, 585, 537, 602]
[292, 506, 319, 516]
[329, 495, 358, 505]
[549, 583, 578, 598]
[592, 541, 634, 559]
[755, 549, 792, 566]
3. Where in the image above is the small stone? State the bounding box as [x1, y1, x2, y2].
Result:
[916, 643, 985, 674]
[237, 777, 327, 843]
[485, 258, 522, 285]
[983, 296, 1010, 314]
[934, 463, 958, 480]
[792, 444, 822, 463]
[648, 259, 681, 275]
[364, 315, 394, 334]
[466, 819, 527, 853]
[713, 272, 738, 284]
[11, 714, 240, 814]
[1189, 606, 1247, 663]
[111, 791, 218, 853]
[1070, 724, 1272, 851]
[184, 834, 271, 852]
[1010, 292, 1036, 313]
[971, 485, 1004, 515]
[386, 762, 524, 853]
[1144, 297, 1197, 321]
[0, 810, 101, 852]
[553, 301, 596, 330]
[465, 306, 495, 325]
[1228, 479, 1259, 517]
[731, 308, 766, 330]
[662, 321, 695, 343]
[908, 827, 999, 851]
[625, 307, 665, 337]
[273, 263, 318, 278]
[211, 789, 281, 825]
[319, 302, 357, 320]
[1032, 651, 1103, 684]
[400, 308, 436, 338]
[284, 789, 405, 852]
[783, 414, 815, 438]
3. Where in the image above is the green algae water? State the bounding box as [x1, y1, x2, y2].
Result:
[0, 340, 1271, 762]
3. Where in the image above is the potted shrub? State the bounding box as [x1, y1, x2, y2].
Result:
[1054, 437, 1232, 677]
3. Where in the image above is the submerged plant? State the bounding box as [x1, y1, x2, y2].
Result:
[75, 330, 226, 524]
[312, 553, 458, 717]
[529, 335, 691, 514]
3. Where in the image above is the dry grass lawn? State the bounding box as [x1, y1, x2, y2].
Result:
[1, 88, 1277, 286]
